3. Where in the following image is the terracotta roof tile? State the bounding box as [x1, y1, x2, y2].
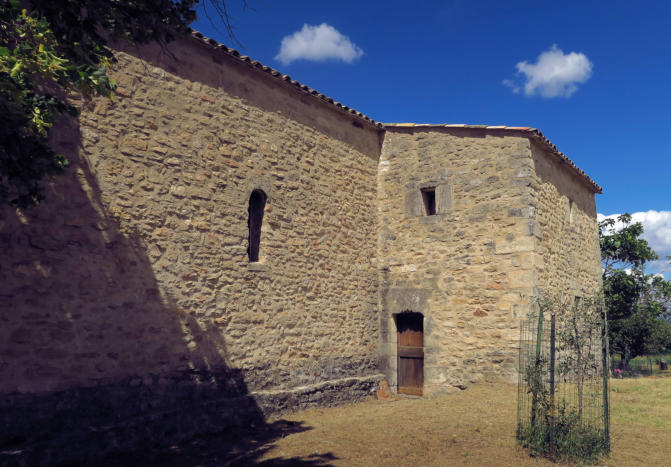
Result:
[384, 123, 602, 193]
[185, 31, 600, 193]
[187, 29, 382, 128]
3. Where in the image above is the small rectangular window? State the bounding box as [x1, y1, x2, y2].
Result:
[421, 188, 436, 216]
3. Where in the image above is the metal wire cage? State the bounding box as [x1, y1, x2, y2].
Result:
[517, 299, 610, 461]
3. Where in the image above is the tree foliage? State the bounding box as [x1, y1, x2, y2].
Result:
[0, 0, 239, 207]
[599, 214, 671, 365]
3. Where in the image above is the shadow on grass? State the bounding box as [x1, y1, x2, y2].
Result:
[106, 419, 336, 467]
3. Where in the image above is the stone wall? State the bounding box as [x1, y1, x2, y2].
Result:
[377, 127, 538, 395]
[530, 141, 602, 299]
[0, 34, 382, 457]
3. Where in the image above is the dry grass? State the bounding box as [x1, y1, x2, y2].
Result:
[607, 377, 671, 466]
[253, 378, 671, 466]
[262, 382, 549, 466]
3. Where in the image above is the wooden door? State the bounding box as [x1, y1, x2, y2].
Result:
[397, 313, 424, 396]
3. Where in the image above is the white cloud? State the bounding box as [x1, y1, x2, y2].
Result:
[275, 23, 363, 65]
[598, 211, 671, 275]
[503, 45, 593, 98]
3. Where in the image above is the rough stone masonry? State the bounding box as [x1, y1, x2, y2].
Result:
[0, 30, 602, 461]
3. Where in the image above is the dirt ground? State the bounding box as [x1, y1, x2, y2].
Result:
[130, 378, 670, 466]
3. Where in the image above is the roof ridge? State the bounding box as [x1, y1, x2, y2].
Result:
[383, 123, 602, 193]
[187, 29, 382, 128]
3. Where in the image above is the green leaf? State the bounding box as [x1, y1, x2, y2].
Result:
[0, 47, 10, 57]
[9, 62, 22, 79]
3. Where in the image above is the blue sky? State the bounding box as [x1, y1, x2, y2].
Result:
[193, 0, 671, 277]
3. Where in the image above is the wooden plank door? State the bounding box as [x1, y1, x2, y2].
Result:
[397, 313, 424, 396]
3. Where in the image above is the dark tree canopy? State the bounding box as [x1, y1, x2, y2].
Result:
[0, 0, 237, 206]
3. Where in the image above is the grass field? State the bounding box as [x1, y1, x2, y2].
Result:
[138, 377, 671, 466]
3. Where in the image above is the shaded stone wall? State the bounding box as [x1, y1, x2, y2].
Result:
[0, 34, 382, 456]
[377, 127, 537, 395]
[530, 141, 602, 299]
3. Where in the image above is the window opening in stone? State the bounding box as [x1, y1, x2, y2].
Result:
[247, 189, 267, 262]
[421, 188, 436, 216]
[569, 199, 574, 224]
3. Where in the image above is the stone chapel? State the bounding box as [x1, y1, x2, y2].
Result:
[0, 30, 602, 456]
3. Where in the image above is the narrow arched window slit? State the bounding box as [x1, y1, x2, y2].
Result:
[247, 189, 267, 262]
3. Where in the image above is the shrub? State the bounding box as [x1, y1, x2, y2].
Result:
[517, 403, 609, 464]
